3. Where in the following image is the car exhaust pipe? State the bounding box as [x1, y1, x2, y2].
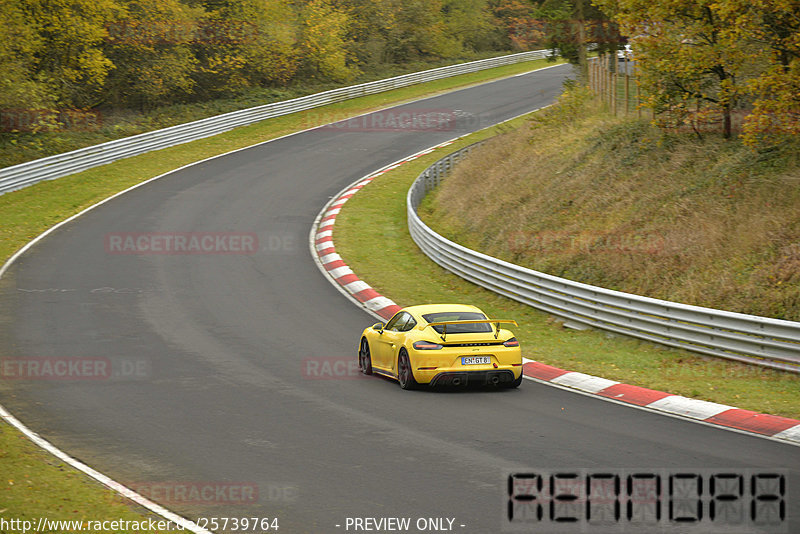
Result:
[490, 375, 500, 386]
[451, 377, 462, 386]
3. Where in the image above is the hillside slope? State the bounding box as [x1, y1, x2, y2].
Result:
[419, 89, 800, 320]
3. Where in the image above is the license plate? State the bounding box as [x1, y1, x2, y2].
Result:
[461, 356, 491, 365]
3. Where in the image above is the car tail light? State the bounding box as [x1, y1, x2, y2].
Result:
[413, 341, 443, 350]
[503, 337, 519, 347]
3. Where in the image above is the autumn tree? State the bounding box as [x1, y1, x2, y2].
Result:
[298, 0, 359, 81]
[0, 0, 53, 110]
[332, 0, 398, 65]
[716, 0, 800, 143]
[338, 0, 500, 64]
[18, 0, 121, 107]
[386, 0, 464, 60]
[104, 0, 203, 109]
[1, 0, 533, 118]
[442, 0, 502, 52]
[490, 0, 544, 50]
[597, 0, 761, 138]
[537, 0, 623, 80]
[192, 0, 298, 96]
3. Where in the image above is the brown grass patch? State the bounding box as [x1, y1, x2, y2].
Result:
[420, 88, 800, 320]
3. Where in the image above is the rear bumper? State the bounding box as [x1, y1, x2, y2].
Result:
[409, 345, 522, 385]
[429, 369, 516, 387]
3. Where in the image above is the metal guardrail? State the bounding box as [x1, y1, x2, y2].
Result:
[408, 144, 800, 373]
[0, 50, 552, 195]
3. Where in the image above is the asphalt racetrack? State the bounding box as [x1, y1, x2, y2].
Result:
[1, 63, 797, 533]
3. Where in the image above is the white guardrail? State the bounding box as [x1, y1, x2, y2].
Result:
[408, 144, 800, 373]
[0, 50, 552, 195]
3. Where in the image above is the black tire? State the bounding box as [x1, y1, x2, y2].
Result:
[397, 349, 418, 390]
[359, 339, 373, 375]
[507, 373, 523, 389]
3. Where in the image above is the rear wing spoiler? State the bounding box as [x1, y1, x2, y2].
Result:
[421, 319, 518, 341]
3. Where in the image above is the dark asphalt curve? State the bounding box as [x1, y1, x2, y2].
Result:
[1, 63, 797, 534]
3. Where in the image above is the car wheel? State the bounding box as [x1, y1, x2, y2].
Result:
[359, 339, 373, 375]
[397, 349, 417, 390]
[506, 373, 523, 388]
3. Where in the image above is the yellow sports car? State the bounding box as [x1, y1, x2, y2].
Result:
[358, 304, 523, 389]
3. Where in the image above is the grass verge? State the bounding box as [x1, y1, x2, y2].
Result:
[0, 424, 183, 531]
[333, 108, 800, 421]
[0, 57, 561, 528]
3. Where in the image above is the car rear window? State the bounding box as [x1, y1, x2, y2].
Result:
[422, 311, 492, 334]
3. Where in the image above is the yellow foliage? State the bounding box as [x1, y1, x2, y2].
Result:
[299, 0, 359, 82]
[597, 0, 800, 143]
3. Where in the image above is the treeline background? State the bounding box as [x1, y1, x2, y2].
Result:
[0, 0, 561, 112]
[3, 0, 795, 162]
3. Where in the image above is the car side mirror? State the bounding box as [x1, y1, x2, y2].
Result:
[372, 323, 384, 332]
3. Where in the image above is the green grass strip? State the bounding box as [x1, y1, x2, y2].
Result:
[0, 425, 191, 531]
[0, 57, 561, 528]
[333, 112, 800, 421]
